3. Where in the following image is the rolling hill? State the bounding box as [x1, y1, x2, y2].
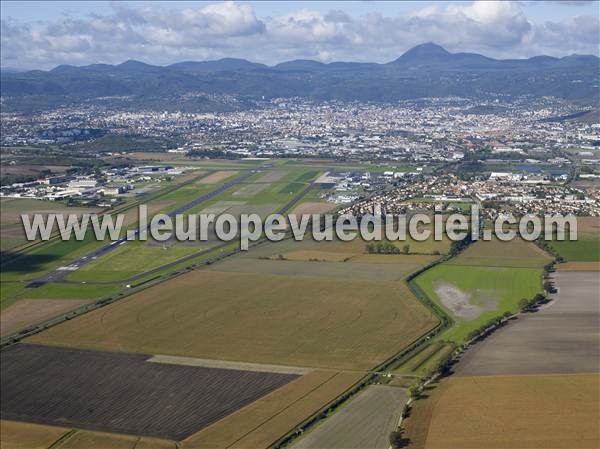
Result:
[2, 43, 598, 112]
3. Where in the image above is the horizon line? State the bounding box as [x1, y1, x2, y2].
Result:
[3, 42, 599, 73]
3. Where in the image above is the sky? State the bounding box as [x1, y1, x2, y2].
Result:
[1, 1, 599, 70]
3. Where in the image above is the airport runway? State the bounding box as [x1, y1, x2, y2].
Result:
[26, 170, 256, 287]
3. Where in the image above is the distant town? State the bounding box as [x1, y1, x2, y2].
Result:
[2, 96, 598, 218]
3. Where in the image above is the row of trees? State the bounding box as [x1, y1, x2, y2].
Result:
[366, 242, 410, 254]
[518, 293, 550, 312]
[448, 233, 473, 257]
[466, 312, 512, 342]
[536, 239, 565, 263]
[389, 341, 457, 448]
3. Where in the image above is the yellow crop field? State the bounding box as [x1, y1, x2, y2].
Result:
[404, 374, 600, 449]
[29, 270, 438, 371]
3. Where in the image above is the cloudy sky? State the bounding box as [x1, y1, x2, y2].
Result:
[1, 1, 599, 69]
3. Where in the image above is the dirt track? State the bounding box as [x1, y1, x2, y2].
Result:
[454, 271, 600, 375]
[148, 354, 311, 375]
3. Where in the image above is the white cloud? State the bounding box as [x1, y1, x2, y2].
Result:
[1, 1, 597, 69]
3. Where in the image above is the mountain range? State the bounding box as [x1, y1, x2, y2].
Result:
[2, 43, 598, 113]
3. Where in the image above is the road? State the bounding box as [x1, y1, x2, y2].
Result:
[26, 170, 256, 287]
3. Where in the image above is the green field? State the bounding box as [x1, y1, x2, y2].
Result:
[0, 165, 324, 333]
[0, 281, 120, 311]
[0, 173, 207, 279]
[393, 341, 455, 377]
[415, 264, 543, 342]
[1, 233, 107, 284]
[230, 167, 319, 206]
[413, 238, 548, 343]
[547, 217, 600, 262]
[66, 241, 208, 282]
[550, 237, 600, 262]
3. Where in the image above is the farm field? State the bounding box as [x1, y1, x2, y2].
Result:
[0, 198, 101, 252]
[0, 299, 89, 336]
[449, 237, 552, 268]
[403, 265, 600, 448]
[1, 162, 449, 447]
[413, 238, 549, 343]
[244, 227, 450, 259]
[27, 270, 438, 371]
[59, 431, 175, 449]
[0, 275, 121, 314]
[313, 232, 451, 256]
[210, 257, 435, 282]
[1, 166, 323, 335]
[183, 370, 363, 449]
[454, 270, 600, 376]
[0, 420, 70, 449]
[547, 216, 600, 263]
[291, 385, 407, 449]
[550, 237, 600, 262]
[1, 344, 298, 440]
[1, 365, 363, 449]
[557, 261, 600, 270]
[403, 374, 600, 449]
[393, 341, 456, 377]
[0, 421, 176, 449]
[414, 264, 543, 342]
